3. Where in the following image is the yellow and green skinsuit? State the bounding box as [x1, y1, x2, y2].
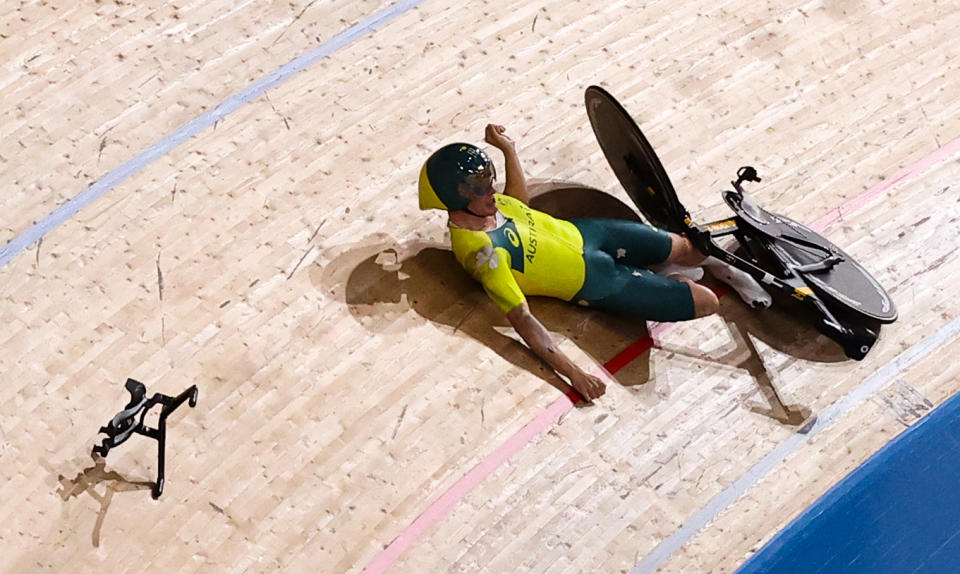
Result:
[450, 194, 695, 320]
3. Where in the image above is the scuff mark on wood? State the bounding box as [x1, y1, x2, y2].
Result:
[560, 464, 594, 481]
[156, 252, 164, 301]
[391, 404, 408, 439]
[287, 220, 325, 280]
[308, 218, 326, 243]
[287, 247, 313, 280]
[264, 93, 291, 130]
[452, 305, 477, 334]
[274, 0, 320, 46]
[137, 72, 158, 88]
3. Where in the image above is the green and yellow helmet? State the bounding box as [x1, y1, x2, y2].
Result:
[418, 143, 496, 211]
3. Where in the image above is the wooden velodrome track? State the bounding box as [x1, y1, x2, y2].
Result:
[1, 1, 959, 572]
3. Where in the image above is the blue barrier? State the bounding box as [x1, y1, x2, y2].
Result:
[736, 389, 960, 574]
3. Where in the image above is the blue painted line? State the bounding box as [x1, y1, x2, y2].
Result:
[0, 0, 426, 269]
[630, 315, 960, 574]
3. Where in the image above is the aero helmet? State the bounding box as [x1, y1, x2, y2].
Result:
[418, 143, 496, 211]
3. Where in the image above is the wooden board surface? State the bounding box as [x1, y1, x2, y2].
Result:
[1, 1, 958, 572]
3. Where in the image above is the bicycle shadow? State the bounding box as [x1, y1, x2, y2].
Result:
[56, 453, 154, 548]
[318, 183, 850, 424]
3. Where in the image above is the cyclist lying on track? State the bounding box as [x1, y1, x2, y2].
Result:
[417, 124, 771, 401]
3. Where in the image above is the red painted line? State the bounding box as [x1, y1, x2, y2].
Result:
[603, 335, 656, 374]
[711, 284, 731, 298]
[361, 136, 960, 573]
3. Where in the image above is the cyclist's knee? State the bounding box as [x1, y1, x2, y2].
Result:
[689, 283, 720, 317]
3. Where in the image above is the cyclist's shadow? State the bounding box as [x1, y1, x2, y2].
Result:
[318, 184, 847, 421]
[318, 184, 653, 400]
